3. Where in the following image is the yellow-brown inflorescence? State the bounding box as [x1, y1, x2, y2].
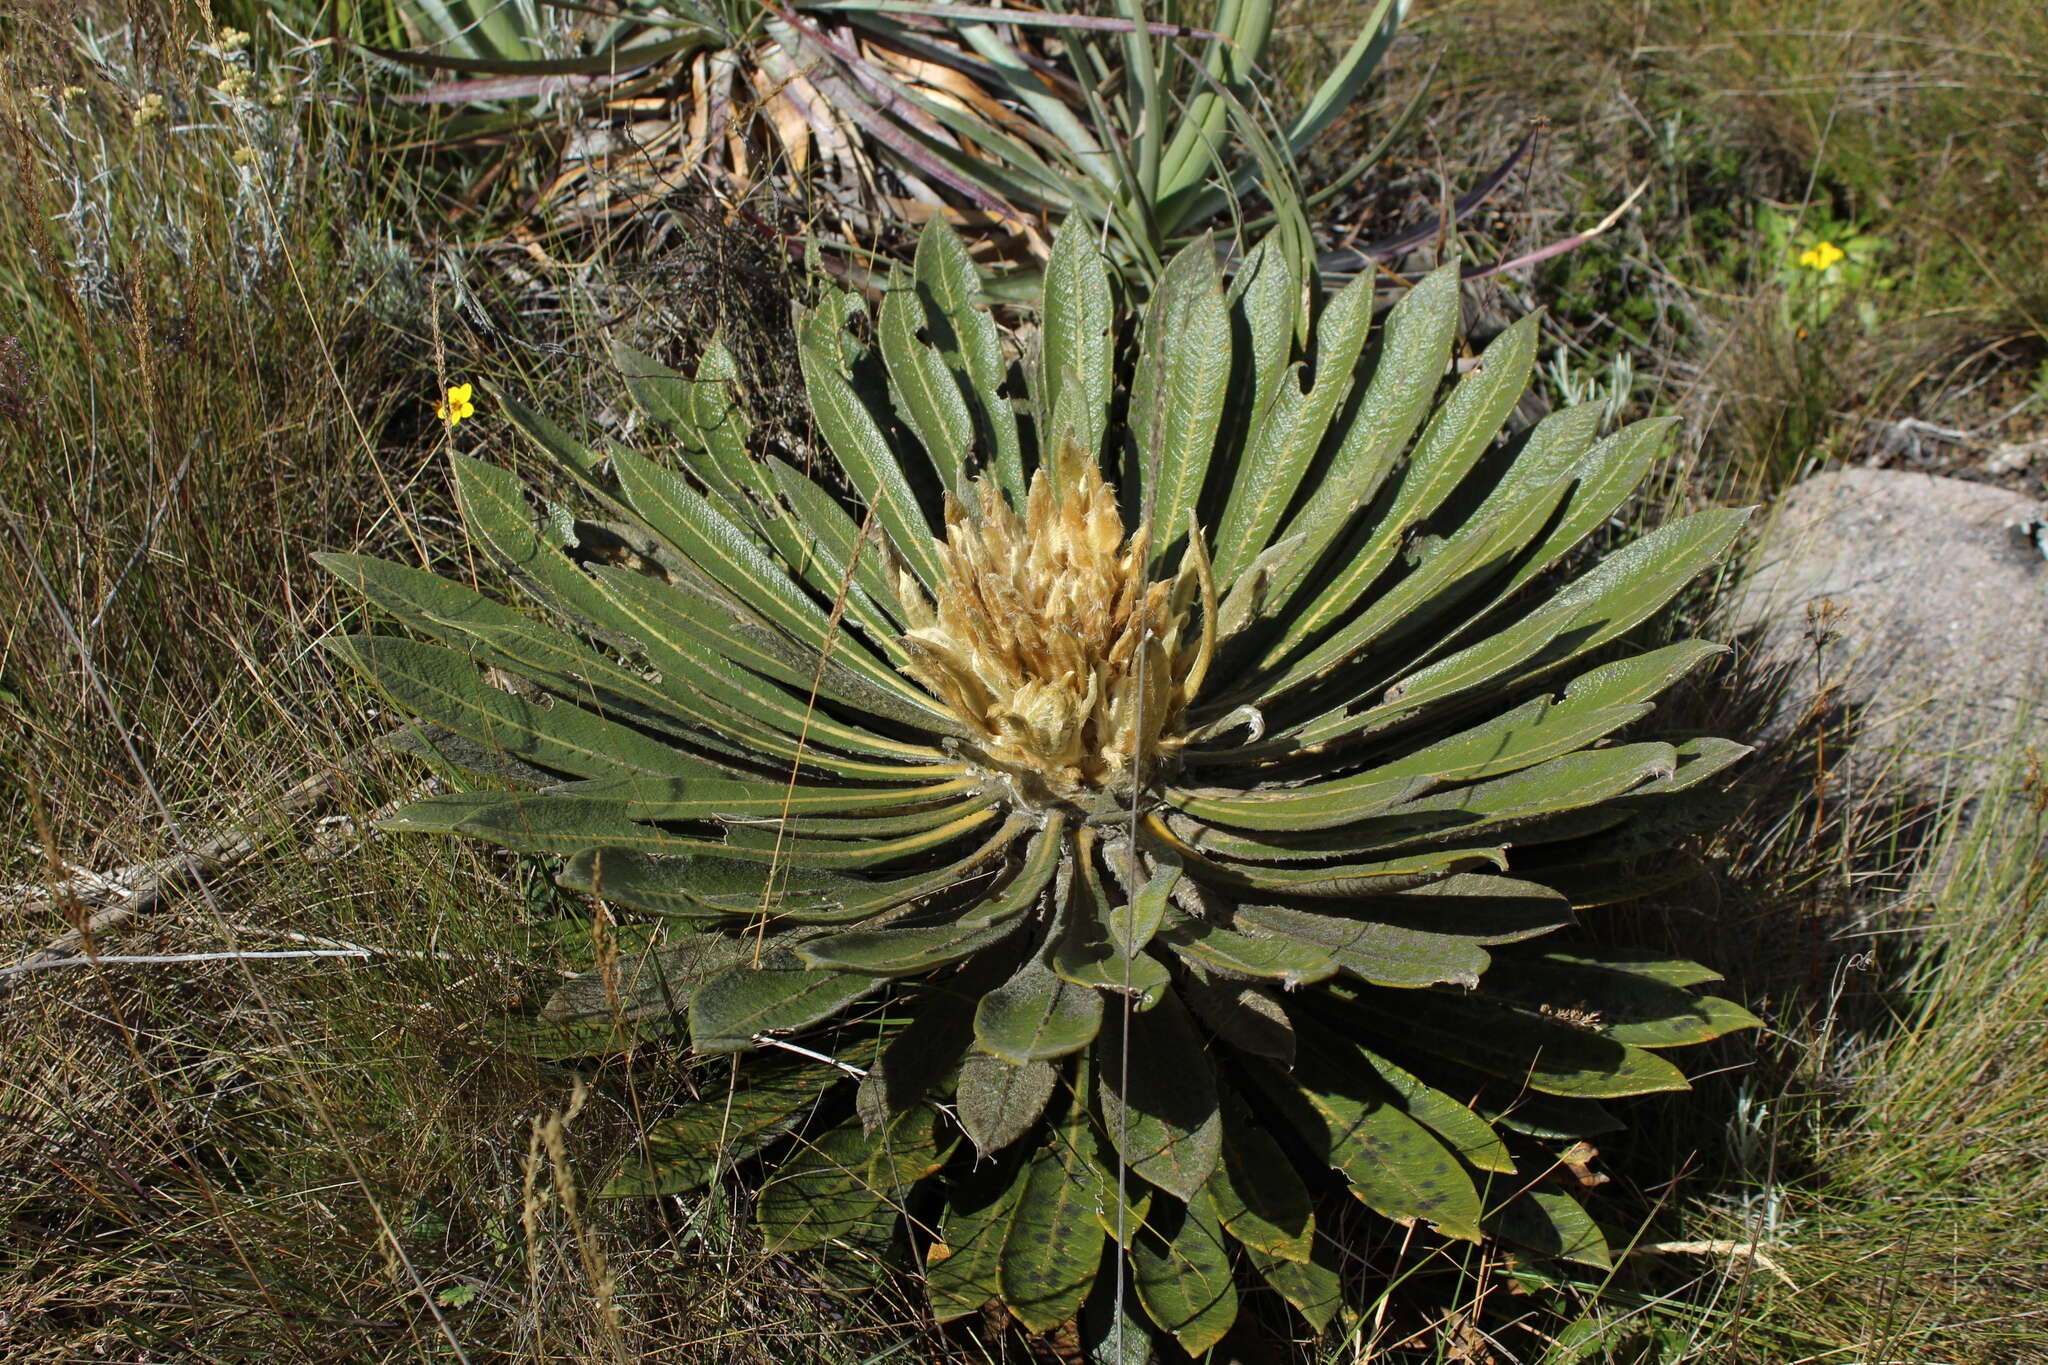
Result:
[899, 459, 1215, 810]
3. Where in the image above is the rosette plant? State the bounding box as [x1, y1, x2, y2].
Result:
[321, 220, 1759, 1352]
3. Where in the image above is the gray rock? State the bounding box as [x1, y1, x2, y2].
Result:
[1728, 468, 2048, 801]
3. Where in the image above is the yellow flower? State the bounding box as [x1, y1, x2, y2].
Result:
[435, 382, 476, 425]
[1797, 240, 1846, 271]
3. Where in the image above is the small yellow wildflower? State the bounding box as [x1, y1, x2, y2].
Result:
[219, 68, 253, 99]
[217, 26, 250, 52]
[232, 146, 261, 167]
[132, 92, 166, 127]
[1797, 240, 1846, 271]
[62, 85, 87, 100]
[435, 382, 477, 426]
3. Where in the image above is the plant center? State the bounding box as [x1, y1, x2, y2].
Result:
[899, 460, 1213, 811]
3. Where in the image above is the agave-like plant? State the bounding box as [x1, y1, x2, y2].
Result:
[322, 220, 1758, 1351]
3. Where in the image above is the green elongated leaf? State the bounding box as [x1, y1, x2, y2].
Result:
[1097, 993, 1221, 1201]
[318, 550, 536, 645]
[1055, 938, 1173, 1009]
[1565, 638, 1730, 710]
[603, 1061, 839, 1197]
[612, 341, 742, 505]
[429, 610, 847, 767]
[1631, 736, 1751, 795]
[867, 1104, 953, 1197]
[1368, 508, 1751, 724]
[1180, 970, 1296, 1064]
[559, 847, 862, 921]
[1211, 270, 1376, 587]
[638, 347, 921, 679]
[558, 773, 976, 819]
[708, 804, 1006, 866]
[435, 790, 998, 865]
[1107, 849, 1179, 956]
[1235, 638, 1723, 768]
[797, 297, 949, 592]
[1345, 700, 1654, 790]
[976, 953, 1105, 1064]
[1267, 314, 1540, 659]
[798, 912, 1025, 976]
[1132, 1191, 1239, 1355]
[1537, 947, 1724, 989]
[495, 1015, 650, 1060]
[1051, 838, 1171, 1005]
[373, 789, 542, 836]
[758, 457, 910, 639]
[957, 1053, 1059, 1155]
[498, 396, 615, 503]
[579, 559, 917, 734]
[682, 342, 762, 502]
[1494, 415, 1676, 601]
[1266, 262, 1462, 611]
[1212, 529, 1304, 642]
[585, 556, 872, 712]
[448, 453, 646, 640]
[1360, 744, 1679, 846]
[578, 817, 1027, 925]
[689, 949, 876, 1052]
[1342, 988, 1690, 1098]
[1127, 235, 1229, 571]
[1233, 903, 1491, 989]
[328, 636, 706, 781]
[1229, 233, 1303, 431]
[1165, 772, 1431, 833]
[879, 270, 973, 500]
[1154, 0, 1269, 199]
[1285, 0, 1399, 148]
[1493, 956, 1761, 1049]
[1263, 459, 1576, 693]
[1248, 1241, 1341, 1332]
[757, 1108, 948, 1251]
[928, 1157, 1029, 1322]
[541, 932, 756, 1024]
[1080, 1282, 1155, 1365]
[1212, 1092, 1314, 1260]
[1484, 1090, 1622, 1141]
[1489, 1188, 1612, 1269]
[1357, 1045, 1514, 1175]
[1000, 1106, 1108, 1332]
[1038, 223, 1115, 479]
[959, 816, 1067, 928]
[606, 446, 894, 683]
[1152, 823, 1505, 896]
[1251, 1055, 1482, 1241]
[1185, 749, 1674, 865]
[1156, 907, 1338, 985]
[1076, 1118, 1154, 1247]
[424, 477, 929, 774]
[860, 996, 975, 1135]
[1462, 401, 1605, 518]
[913, 218, 1025, 502]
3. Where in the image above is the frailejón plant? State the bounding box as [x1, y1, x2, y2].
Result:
[322, 219, 1759, 1352]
